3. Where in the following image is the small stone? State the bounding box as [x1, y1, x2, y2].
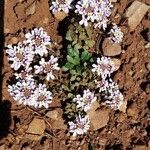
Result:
[110, 0, 117, 2]
[125, 1, 150, 31]
[145, 42, 150, 49]
[46, 110, 59, 120]
[102, 38, 122, 56]
[26, 2, 36, 15]
[87, 109, 109, 130]
[127, 103, 138, 119]
[53, 11, 68, 21]
[11, 37, 18, 44]
[133, 145, 149, 150]
[89, 101, 100, 111]
[146, 62, 150, 71]
[119, 100, 127, 113]
[131, 57, 138, 63]
[128, 70, 134, 76]
[112, 58, 121, 71]
[27, 118, 46, 135]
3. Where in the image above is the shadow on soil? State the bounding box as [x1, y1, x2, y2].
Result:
[0, 0, 12, 140]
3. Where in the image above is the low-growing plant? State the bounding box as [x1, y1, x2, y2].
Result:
[66, 20, 97, 52]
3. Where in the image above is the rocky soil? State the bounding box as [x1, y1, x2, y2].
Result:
[0, 0, 150, 149]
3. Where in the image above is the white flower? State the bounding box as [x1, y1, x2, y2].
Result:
[32, 84, 53, 108]
[95, 79, 109, 92]
[8, 80, 36, 106]
[103, 89, 124, 110]
[109, 23, 123, 43]
[68, 115, 90, 137]
[73, 89, 97, 112]
[75, 0, 112, 28]
[25, 27, 51, 56]
[14, 71, 34, 81]
[6, 42, 34, 71]
[98, 79, 124, 110]
[34, 56, 60, 80]
[92, 57, 115, 79]
[50, 0, 73, 13]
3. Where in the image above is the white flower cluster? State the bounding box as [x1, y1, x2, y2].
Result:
[96, 79, 124, 110]
[92, 57, 124, 110]
[109, 23, 123, 43]
[92, 57, 116, 80]
[73, 89, 97, 112]
[68, 89, 97, 137]
[8, 80, 53, 108]
[50, 0, 73, 13]
[68, 115, 90, 137]
[6, 27, 60, 108]
[75, 0, 113, 29]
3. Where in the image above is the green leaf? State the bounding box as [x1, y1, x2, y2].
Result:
[64, 62, 74, 70]
[68, 46, 79, 58]
[81, 51, 92, 61]
[67, 55, 80, 65]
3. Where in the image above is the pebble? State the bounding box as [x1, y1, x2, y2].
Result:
[27, 118, 46, 135]
[133, 145, 149, 150]
[53, 11, 68, 21]
[131, 57, 138, 63]
[127, 103, 138, 119]
[119, 100, 127, 113]
[11, 37, 18, 44]
[146, 62, 150, 71]
[102, 38, 122, 56]
[112, 58, 121, 71]
[145, 42, 150, 49]
[46, 110, 59, 120]
[125, 1, 150, 31]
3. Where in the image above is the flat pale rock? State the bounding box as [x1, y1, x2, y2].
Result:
[125, 1, 150, 31]
[53, 11, 68, 21]
[88, 109, 109, 130]
[112, 58, 121, 71]
[102, 38, 122, 56]
[46, 110, 59, 120]
[133, 145, 149, 150]
[119, 100, 127, 113]
[27, 118, 46, 135]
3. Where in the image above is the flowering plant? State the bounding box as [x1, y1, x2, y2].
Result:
[6, 28, 60, 109]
